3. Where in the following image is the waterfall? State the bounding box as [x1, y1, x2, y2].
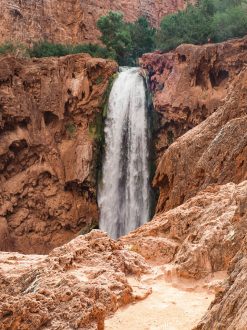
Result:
[98, 67, 151, 239]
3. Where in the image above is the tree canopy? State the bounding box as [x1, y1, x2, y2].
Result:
[97, 12, 155, 65]
[156, 0, 247, 51]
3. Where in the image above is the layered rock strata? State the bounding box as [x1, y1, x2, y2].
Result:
[0, 54, 117, 254]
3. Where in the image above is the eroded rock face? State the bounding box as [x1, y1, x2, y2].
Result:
[154, 71, 247, 211]
[148, 56, 247, 213]
[194, 237, 247, 330]
[122, 181, 247, 279]
[140, 36, 247, 163]
[0, 0, 190, 45]
[134, 38, 247, 328]
[0, 231, 149, 330]
[0, 54, 118, 254]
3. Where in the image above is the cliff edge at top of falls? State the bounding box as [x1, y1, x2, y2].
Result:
[0, 0, 192, 45]
[0, 53, 118, 254]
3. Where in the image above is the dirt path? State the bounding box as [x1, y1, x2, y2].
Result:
[105, 269, 217, 330]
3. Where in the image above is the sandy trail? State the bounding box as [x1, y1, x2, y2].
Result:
[105, 269, 216, 330]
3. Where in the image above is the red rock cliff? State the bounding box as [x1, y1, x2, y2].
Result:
[0, 0, 190, 45]
[0, 54, 117, 254]
[140, 36, 247, 165]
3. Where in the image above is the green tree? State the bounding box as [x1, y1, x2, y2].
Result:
[156, 0, 247, 51]
[156, 4, 213, 51]
[130, 17, 155, 61]
[97, 11, 132, 65]
[97, 12, 156, 65]
[212, 6, 247, 42]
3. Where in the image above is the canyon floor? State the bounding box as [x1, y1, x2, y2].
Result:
[105, 267, 219, 330]
[0, 243, 224, 330]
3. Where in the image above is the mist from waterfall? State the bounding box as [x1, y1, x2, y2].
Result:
[98, 67, 151, 239]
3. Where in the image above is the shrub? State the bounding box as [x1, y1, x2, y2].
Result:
[65, 122, 77, 138]
[0, 42, 15, 54]
[211, 6, 247, 42]
[28, 41, 115, 59]
[0, 42, 28, 57]
[156, 0, 247, 51]
[29, 41, 68, 57]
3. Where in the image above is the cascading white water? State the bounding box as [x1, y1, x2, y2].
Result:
[98, 67, 150, 239]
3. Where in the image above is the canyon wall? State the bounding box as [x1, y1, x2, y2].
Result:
[141, 36, 247, 165]
[125, 37, 246, 329]
[0, 0, 190, 45]
[0, 54, 117, 254]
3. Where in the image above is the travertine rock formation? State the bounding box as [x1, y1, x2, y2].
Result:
[134, 38, 247, 328]
[0, 54, 118, 254]
[0, 32, 246, 328]
[140, 37, 247, 212]
[141, 36, 247, 162]
[153, 66, 247, 213]
[0, 231, 150, 329]
[0, 0, 190, 45]
[123, 181, 247, 279]
[194, 239, 247, 330]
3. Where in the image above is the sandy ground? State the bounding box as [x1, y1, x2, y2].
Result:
[0, 253, 222, 330]
[105, 269, 217, 330]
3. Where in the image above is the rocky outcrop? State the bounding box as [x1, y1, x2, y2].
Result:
[153, 67, 247, 213]
[195, 237, 247, 330]
[122, 181, 247, 279]
[140, 37, 247, 213]
[0, 231, 149, 329]
[0, 0, 190, 45]
[141, 36, 247, 163]
[0, 54, 118, 254]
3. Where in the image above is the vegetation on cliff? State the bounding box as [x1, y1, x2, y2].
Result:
[0, 41, 115, 59]
[0, 0, 246, 64]
[93, 0, 247, 65]
[97, 12, 155, 65]
[29, 42, 115, 59]
[96, 0, 247, 63]
[156, 0, 247, 50]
